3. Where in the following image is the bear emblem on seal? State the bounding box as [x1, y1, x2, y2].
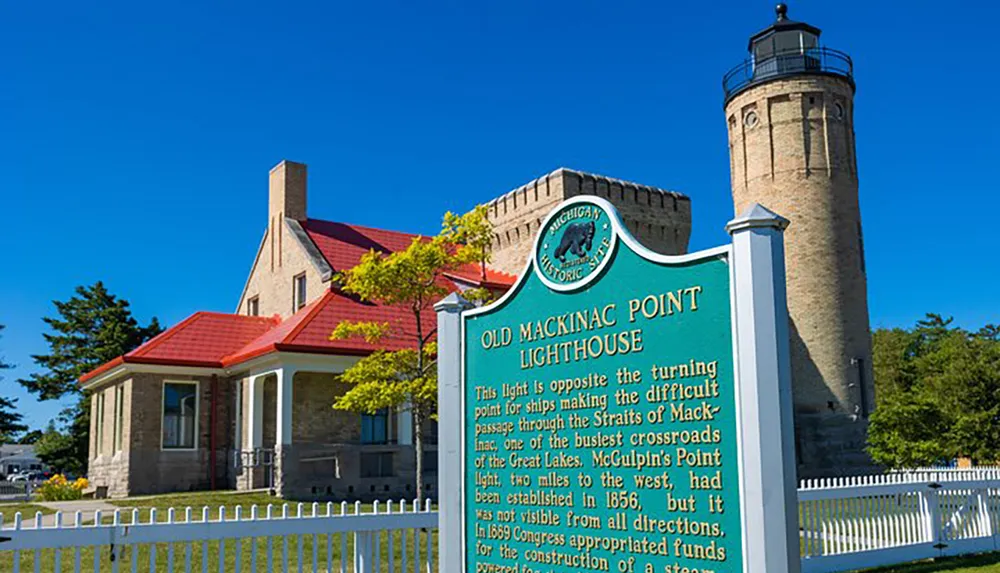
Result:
[554, 220, 595, 262]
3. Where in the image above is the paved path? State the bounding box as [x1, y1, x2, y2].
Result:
[3, 500, 120, 529]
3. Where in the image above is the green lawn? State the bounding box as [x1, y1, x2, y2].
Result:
[0, 502, 53, 521]
[856, 553, 1000, 572]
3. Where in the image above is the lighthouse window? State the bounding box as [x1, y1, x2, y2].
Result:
[754, 38, 774, 61]
[774, 31, 800, 55]
[744, 111, 759, 128]
[833, 102, 845, 120]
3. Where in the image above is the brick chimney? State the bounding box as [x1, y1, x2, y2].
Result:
[269, 160, 307, 222]
[267, 160, 307, 270]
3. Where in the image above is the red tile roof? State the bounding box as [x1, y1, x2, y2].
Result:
[79, 312, 280, 383]
[79, 218, 517, 384]
[302, 219, 516, 288]
[223, 289, 435, 365]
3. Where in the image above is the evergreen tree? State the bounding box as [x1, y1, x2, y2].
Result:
[868, 314, 1000, 467]
[17, 429, 43, 445]
[0, 325, 28, 443]
[18, 283, 161, 473]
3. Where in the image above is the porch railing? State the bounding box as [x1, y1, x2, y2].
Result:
[234, 448, 275, 490]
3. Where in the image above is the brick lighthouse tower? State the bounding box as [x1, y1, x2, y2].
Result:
[723, 4, 875, 476]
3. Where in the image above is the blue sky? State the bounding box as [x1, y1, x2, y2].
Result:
[1, 0, 997, 429]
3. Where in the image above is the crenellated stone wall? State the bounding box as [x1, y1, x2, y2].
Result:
[485, 168, 692, 274]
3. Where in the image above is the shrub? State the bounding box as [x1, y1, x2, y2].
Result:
[35, 474, 88, 501]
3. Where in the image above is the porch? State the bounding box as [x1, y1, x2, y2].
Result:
[231, 358, 437, 500]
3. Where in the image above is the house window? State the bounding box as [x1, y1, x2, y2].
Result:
[361, 409, 389, 444]
[94, 392, 106, 456]
[113, 385, 125, 452]
[247, 296, 259, 317]
[293, 273, 307, 312]
[360, 452, 394, 478]
[162, 382, 198, 450]
[422, 450, 438, 474]
[422, 418, 439, 446]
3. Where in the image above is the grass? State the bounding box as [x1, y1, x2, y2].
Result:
[0, 531, 435, 572]
[0, 501, 54, 521]
[855, 553, 1000, 572]
[0, 490, 437, 572]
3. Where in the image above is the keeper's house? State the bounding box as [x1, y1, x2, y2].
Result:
[78, 161, 518, 499]
[80, 160, 691, 499]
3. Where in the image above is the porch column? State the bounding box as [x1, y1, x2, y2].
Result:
[397, 407, 413, 446]
[234, 380, 243, 452]
[275, 367, 296, 446]
[246, 374, 265, 450]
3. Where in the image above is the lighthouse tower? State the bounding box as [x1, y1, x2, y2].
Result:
[723, 4, 874, 476]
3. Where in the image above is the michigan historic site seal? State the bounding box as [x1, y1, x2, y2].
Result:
[534, 197, 616, 291]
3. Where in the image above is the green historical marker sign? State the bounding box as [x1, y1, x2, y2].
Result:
[436, 197, 800, 573]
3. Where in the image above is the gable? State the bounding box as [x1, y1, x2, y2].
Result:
[236, 218, 333, 319]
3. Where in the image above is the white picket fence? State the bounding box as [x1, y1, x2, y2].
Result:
[1, 468, 999, 573]
[800, 467, 1000, 573]
[0, 500, 436, 573]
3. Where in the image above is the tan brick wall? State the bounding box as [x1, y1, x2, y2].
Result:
[485, 168, 692, 275]
[239, 222, 329, 319]
[87, 380, 131, 497]
[88, 368, 435, 499]
[290, 372, 361, 444]
[725, 75, 875, 476]
[88, 373, 235, 497]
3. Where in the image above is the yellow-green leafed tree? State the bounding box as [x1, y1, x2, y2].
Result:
[442, 204, 495, 304]
[330, 207, 495, 501]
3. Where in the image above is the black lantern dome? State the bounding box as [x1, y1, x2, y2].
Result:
[723, 4, 853, 104]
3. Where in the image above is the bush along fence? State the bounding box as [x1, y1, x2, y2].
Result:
[0, 468, 997, 573]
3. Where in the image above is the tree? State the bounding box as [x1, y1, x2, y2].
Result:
[868, 314, 1000, 468]
[330, 208, 495, 501]
[441, 204, 496, 304]
[34, 420, 80, 475]
[867, 393, 950, 468]
[330, 237, 450, 502]
[870, 327, 920, 404]
[18, 282, 161, 474]
[927, 332, 1000, 465]
[18, 429, 44, 445]
[0, 325, 28, 443]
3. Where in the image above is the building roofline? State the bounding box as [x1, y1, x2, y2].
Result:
[286, 218, 334, 280]
[486, 167, 690, 208]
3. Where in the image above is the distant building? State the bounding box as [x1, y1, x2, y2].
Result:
[0, 445, 46, 477]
